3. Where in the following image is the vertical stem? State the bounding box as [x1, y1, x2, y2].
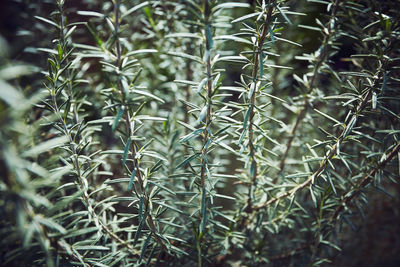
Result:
[113, 0, 165, 250]
[114, 0, 121, 69]
[184, 42, 193, 135]
[113, 0, 144, 188]
[246, 0, 275, 211]
[58, 2, 79, 125]
[278, 0, 340, 174]
[50, 65, 140, 259]
[200, 27, 213, 192]
[196, 2, 213, 266]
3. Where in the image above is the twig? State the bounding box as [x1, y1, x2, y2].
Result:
[254, 88, 372, 211]
[330, 140, 400, 221]
[278, 0, 341, 174]
[113, 0, 166, 250]
[246, 0, 276, 211]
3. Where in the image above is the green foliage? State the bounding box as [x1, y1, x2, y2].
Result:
[1, 0, 400, 266]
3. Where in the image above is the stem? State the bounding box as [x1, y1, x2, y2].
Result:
[330, 140, 400, 221]
[114, 0, 122, 69]
[183, 38, 194, 190]
[278, 0, 341, 173]
[184, 42, 193, 135]
[254, 87, 373, 211]
[58, 3, 78, 125]
[21, 201, 91, 267]
[51, 88, 141, 257]
[200, 28, 213, 192]
[46, 3, 141, 256]
[246, 0, 276, 211]
[197, 240, 203, 267]
[196, 1, 214, 265]
[113, 0, 165, 250]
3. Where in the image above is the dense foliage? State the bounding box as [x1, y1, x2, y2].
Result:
[1, 0, 399, 266]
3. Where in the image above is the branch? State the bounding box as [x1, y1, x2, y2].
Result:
[278, 0, 341, 173]
[46, 1, 141, 258]
[246, 0, 276, 211]
[330, 140, 400, 221]
[113, 0, 166, 251]
[254, 88, 372, 211]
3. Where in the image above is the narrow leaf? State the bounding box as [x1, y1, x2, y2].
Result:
[122, 138, 131, 165]
[112, 106, 125, 131]
[139, 233, 152, 263]
[128, 169, 137, 190]
[34, 16, 59, 28]
[122, 1, 149, 18]
[200, 187, 207, 233]
[197, 105, 208, 124]
[232, 12, 261, 23]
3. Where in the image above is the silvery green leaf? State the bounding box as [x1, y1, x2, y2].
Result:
[197, 105, 208, 124]
[128, 169, 137, 190]
[121, 1, 150, 19]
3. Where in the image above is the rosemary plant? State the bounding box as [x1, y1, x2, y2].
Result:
[1, 0, 400, 266]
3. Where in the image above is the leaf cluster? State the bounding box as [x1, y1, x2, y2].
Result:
[1, 0, 400, 266]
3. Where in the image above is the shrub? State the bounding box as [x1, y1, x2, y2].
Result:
[1, 0, 399, 266]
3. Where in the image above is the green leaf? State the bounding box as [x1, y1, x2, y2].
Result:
[216, 56, 247, 64]
[166, 33, 202, 39]
[167, 51, 203, 64]
[64, 227, 99, 239]
[343, 116, 357, 138]
[138, 196, 144, 222]
[133, 217, 146, 246]
[268, 26, 275, 43]
[197, 77, 208, 94]
[212, 2, 250, 11]
[238, 106, 252, 144]
[23, 136, 68, 157]
[135, 115, 167, 122]
[205, 24, 213, 49]
[65, 25, 77, 39]
[326, 171, 337, 195]
[122, 1, 150, 19]
[0, 65, 37, 80]
[128, 169, 137, 190]
[214, 35, 252, 45]
[372, 92, 377, 109]
[381, 72, 387, 93]
[139, 233, 152, 263]
[314, 108, 342, 125]
[125, 49, 158, 57]
[122, 138, 131, 166]
[0, 80, 25, 107]
[63, 98, 71, 122]
[34, 16, 59, 28]
[130, 89, 165, 103]
[36, 217, 66, 234]
[180, 128, 204, 143]
[298, 24, 321, 32]
[259, 53, 264, 78]
[250, 160, 256, 178]
[145, 244, 157, 267]
[276, 5, 292, 25]
[176, 153, 200, 169]
[112, 106, 125, 131]
[147, 181, 176, 196]
[200, 187, 207, 233]
[74, 245, 110, 251]
[232, 12, 261, 23]
[77, 11, 104, 17]
[155, 201, 184, 214]
[309, 186, 317, 208]
[197, 105, 208, 124]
